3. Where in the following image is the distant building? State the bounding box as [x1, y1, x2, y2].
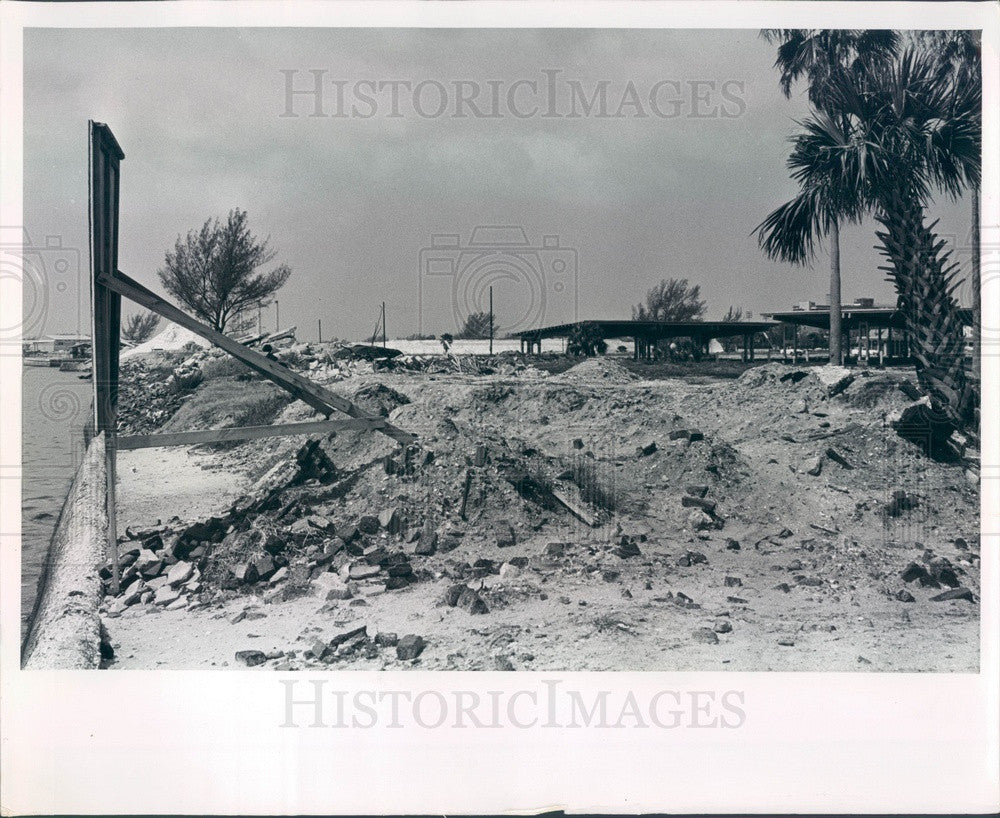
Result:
[793, 301, 829, 312]
[23, 334, 90, 355]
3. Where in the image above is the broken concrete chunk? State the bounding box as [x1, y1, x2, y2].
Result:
[929, 587, 975, 603]
[357, 515, 380, 535]
[804, 455, 823, 476]
[231, 562, 259, 585]
[457, 587, 489, 614]
[378, 508, 401, 535]
[166, 560, 193, 588]
[396, 634, 426, 660]
[681, 495, 717, 514]
[443, 584, 467, 607]
[307, 515, 333, 532]
[235, 650, 268, 667]
[348, 563, 381, 581]
[686, 510, 716, 531]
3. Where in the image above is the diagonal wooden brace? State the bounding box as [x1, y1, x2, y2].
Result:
[99, 269, 416, 446]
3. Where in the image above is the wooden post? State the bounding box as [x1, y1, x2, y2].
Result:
[489, 286, 494, 355]
[88, 121, 124, 593]
[318, 318, 322, 344]
[877, 326, 884, 367]
[382, 301, 387, 348]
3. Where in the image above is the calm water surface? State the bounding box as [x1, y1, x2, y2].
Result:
[21, 366, 93, 638]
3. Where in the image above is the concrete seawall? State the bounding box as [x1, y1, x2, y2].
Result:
[22, 433, 108, 669]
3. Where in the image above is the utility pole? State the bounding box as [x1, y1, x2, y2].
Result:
[489, 286, 494, 355]
[318, 318, 322, 344]
[382, 301, 386, 348]
[275, 300, 279, 333]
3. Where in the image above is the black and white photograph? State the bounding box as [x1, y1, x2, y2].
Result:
[2, 1, 997, 814]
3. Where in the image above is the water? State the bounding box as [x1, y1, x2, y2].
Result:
[21, 366, 94, 638]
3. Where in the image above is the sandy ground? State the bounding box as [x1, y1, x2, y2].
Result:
[105, 357, 980, 672]
[116, 447, 249, 529]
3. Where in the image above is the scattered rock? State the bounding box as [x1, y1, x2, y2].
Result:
[357, 515, 380, 535]
[613, 536, 641, 559]
[378, 507, 401, 535]
[443, 584, 467, 607]
[457, 587, 489, 614]
[231, 562, 259, 585]
[348, 563, 381, 581]
[396, 634, 426, 661]
[686, 510, 716, 531]
[235, 650, 268, 667]
[691, 628, 719, 645]
[825, 447, 853, 469]
[677, 550, 708, 567]
[154, 586, 181, 606]
[804, 455, 823, 476]
[681, 495, 717, 514]
[929, 587, 975, 603]
[414, 523, 438, 556]
[166, 560, 194, 587]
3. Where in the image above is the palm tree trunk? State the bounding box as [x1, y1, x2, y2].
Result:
[829, 218, 843, 366]
[874, 192, 974, 429]
[970, 184, 981, 401]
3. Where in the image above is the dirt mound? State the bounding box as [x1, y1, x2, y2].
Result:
[351, 383, 411, 417]
[551, 357, 639, 386]
[838, 372, 918, 411]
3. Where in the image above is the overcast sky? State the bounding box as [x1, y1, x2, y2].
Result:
[23, 27, 975, 341]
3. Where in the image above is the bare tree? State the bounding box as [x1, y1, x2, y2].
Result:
[121, 310, 160, 344]
[632, 278, 706, 322]
[158, 209, 291, 334]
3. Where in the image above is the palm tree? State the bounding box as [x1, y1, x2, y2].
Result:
[760, 30, 899, 365]
[911, 31, 982, 393]
[762, 50, 980, 429]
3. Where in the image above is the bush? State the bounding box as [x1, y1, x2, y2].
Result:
[567, 322, 607, 357]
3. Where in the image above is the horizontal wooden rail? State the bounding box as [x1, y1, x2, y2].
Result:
[115, 417, 387, 451]
[99, 269, 416, 446]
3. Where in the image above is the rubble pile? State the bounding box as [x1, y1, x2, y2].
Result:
[102, 354, 981, 671]
[116, 359, 193, 435]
